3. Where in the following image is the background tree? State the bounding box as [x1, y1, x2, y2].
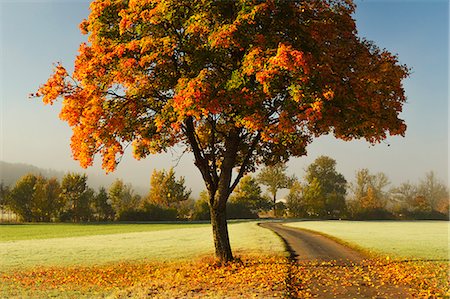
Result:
[286, 181, 306, 218]
[34, 0, 409, 261]
[388, 173, 448, 219]
[108, 179, 141, 219]
[5, 174, 63, 222]
[60, 173, 93, 222]
[8, 174, 37, 222]
[192, 191, 211, 221]
[229, 175, 271, 215]
[389, 182, 417, 215]
[257, 163, 295, 215]
[416, 171, 448, 212]
[302, 156, 347, 218]
[33, 177, 62, 222]
[0, 182, 8, 207]
[0, 182, 10, 221]
[348, 169, 391, 219]
[175, 198, 196, 220]
[147, 168, 191, 208]
[302, 177, 324, 217]
[92, 187, 115, 221]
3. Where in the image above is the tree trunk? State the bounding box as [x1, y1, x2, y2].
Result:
[209, 203, 233, 263]
[185, 120, 239, 263]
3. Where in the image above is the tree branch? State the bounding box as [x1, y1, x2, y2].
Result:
[215, 128, 241, 208]
[184, 117, 215, 193]
[230, 131, 261, 192]
[208, 116, 220, 186]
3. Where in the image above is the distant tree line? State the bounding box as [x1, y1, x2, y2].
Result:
[0, 167, 272, 223]
[286, 156, 449, 220]
[0, 158, 448, 223]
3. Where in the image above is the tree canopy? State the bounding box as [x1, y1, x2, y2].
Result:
[147, 167, 191, 207]
[230, 175, 271, 214]
[257, 163, 295, 211]
[34, 0, 409, 262]
[302, 156, 347, 217]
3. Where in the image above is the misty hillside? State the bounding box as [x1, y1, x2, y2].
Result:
[0, 161, 147, 195]
[0, 161, 66, 186]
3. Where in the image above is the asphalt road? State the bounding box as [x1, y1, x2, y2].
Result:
[259, 222, 414, 298]
[259, 222, 365, 264]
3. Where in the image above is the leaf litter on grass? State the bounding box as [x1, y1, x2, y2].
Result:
[1, 256, 448, 298]
[288, 259, 449, 298]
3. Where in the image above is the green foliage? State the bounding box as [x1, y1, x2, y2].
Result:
[108, 179, 141, 219]
[118, 203, 178, 221]
[192, 191, 211, 221]
[292, 156, 347, 218]
[8, 174, 38, 222]
[60, 173, 93, 222]
[302, 177, 324, 217]
[147, 168, 191, 207]
[194, 183, 269, 220]
[273, 202, 287, 218]
[306, 156, 347, 216]
[7, 174, 63, 222]
[32, 177, 62, 222]
[230, 175, 271, 214]
[92, 187, 115, 221]
[257, 163, 295, 212]
[286, 181, 306, 218]
[226, 202, 258, 219]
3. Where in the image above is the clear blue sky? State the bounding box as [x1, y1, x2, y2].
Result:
[1, 0, 448, 196]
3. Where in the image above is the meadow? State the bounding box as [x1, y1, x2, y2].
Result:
[0, 221, 285, 271]
[0, 222, 211, 242]
[1, 221, 448, 298]
[285, 220, 449, 260]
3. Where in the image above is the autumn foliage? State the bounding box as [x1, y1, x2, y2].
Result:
[33, 0, 409, 261]
[2, 257, 448, 298]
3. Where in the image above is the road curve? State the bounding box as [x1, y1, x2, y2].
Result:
[259, 222, 365, 264]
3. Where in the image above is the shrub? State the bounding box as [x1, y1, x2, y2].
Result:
[118, 204, 178, 221]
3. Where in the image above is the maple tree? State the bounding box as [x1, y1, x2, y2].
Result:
[33, 0, 409, 262]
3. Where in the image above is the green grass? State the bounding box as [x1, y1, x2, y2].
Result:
[0, 222, 210, 242]
[0, 222, 285, 271]
[285, 220, 449, 260]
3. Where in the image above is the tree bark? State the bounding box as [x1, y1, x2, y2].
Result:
[209, 202, 233, 262]
[185, 119, 241, 263]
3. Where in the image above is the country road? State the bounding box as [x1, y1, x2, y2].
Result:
[260, 222, 413, 298]
[259, 222, 364, 264]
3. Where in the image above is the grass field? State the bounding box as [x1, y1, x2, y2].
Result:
[0, 221, 285, 271]
[0, 222, 211, 242]
[285, 220, 449, 260]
